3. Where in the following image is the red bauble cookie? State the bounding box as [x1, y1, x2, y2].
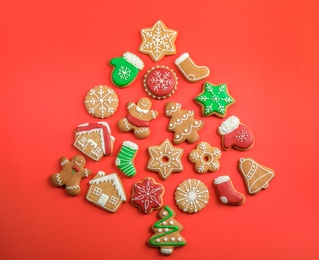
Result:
[144, 65, 178, 99]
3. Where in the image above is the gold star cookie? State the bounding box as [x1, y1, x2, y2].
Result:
[147, 139, 183, 180]
[139, 20, 178, 62]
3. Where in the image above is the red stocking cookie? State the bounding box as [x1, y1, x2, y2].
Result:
[50, 155, 92, 196]
[218, 116, 255, 151]
[118, 98, 158, 139]
[213, 176, 245, 206]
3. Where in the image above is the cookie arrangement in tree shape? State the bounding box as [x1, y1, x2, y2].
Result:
[189, 142, 222, 173]
[165, 102, 204, 144]
[84, 85, 119, 118]
[139, 20, 178, 62]
[147, 139, 183, 180]
[195, 82, 235, 118]
[131, 177, 164, 214]
[110, 52, 144, 88]
[143, 65, 178, 99]
[175, 179, 209, 213]
[118, 97, 158, 139]
[148, 205, 186, 255]
[50, 155, 92, 196]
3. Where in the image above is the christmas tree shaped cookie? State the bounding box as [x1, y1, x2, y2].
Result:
[195, 82, 235, 118]
[148, 205, 186, 255]
[165, 102, 204, 144]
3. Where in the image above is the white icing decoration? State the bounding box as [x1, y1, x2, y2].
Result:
[66, 185, 80, 190]
[220, 196, 228, 204]
[218, 116, 240, 135]
[174, 52, 189, 65]
[169, 221, 174, 225]
[123, 52, 144, 70]
[170, 237, 175, 241]
[214, 175, 230, 184]
[178, 237, 182, 242]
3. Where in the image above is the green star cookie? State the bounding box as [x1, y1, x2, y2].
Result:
[195, 82, 235, 118]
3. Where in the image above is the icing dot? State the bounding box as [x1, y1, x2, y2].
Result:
[194, 121, 199, 125]
[162, 211, 167, 216]
[164, 238, 168, 242]
[164, 228, 169, 232]
[184, 129, 188, 133]
[156, 239, 160, 242]
[178, 237, 182, 242]
[158, 228, 162, 232]
[171, 237, 175, 241]
[162, 221, 167, 225]
[169, 221, 174, 225]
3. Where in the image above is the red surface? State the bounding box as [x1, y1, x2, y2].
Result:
[1, 1, 319, 259]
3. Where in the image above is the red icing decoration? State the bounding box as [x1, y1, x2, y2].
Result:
[145, 67, 176, 97]
[223, 123, 254, 150]
[72, 165, 80, 172]
[127, 113, 150, 127]
[76, 123, 112, 156]
[131, 178, 164, 214]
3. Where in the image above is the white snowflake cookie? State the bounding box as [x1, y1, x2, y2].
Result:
[189, 142, 222, 173]
[84, 85, 119, 118]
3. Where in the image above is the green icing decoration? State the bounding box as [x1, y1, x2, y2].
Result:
[195, 82, 235, 117]
[149, 206, 186, 247]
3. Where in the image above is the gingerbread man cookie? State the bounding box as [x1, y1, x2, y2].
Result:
[189, 142, 222, 173]
[118, 97, 159, 139]
[50, 155, 92, 196]
[165, 102, 204, 144]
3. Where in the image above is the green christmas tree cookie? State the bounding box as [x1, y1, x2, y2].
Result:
[148, 205, 186, 255]
[195, 82, 235, 118]
[110, 52, 144, 88]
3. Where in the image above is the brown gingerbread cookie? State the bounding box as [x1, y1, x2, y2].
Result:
[118, 97, 159, 139]
[50, 155, 92, 196]
[165, 102, 204, 144]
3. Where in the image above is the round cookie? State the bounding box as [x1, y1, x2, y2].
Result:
[84, 85, 119, 118]
[174, 179, 209, 213]
[144, 66, 178, 99]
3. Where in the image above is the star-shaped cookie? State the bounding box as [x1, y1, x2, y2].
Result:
[147, 139, 183, 180]
[195, 82, 235, 118]
[139, 20, 178, 62]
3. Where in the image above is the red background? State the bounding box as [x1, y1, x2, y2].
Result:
[1, 0, 318, 259]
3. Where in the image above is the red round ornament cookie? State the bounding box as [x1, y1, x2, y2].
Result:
[144, 65, 178, 99]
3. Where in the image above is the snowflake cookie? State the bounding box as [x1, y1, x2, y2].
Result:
[84, 85, 119, 118]
[189, 142, 222, 173]
[139, 20, 178, 62]
[147, 138, 183, 180]
[144, 65, 178, 99]
[195, 82, 235, 118]
[175, 179, 209, 213]
[131, 177, 164, 214]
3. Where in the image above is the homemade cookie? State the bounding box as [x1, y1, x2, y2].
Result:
[195, 82, 235, 118]
[238, 158, 275, 194]
[189, 142, 222, 173]
[147, 139, 183, 180]
[218, 116, 255, 151]
[84, 85, 119, 118]
[50, 155, 92, 196]
[131, 177, 164, 214]
[148, 205, 186, 255]
[143, 65, 178, 99]
[213, 175, 245, 206]
[174, 179, 209, 213]
[86, 171, 126, 213]
[115, 141, 139, 177]
[74, 122, 115, 161]
[175, 52, 210, 82]
[110, 52, 144, 87]
[165, 102, 204, 144]
[139, 20, 178, 62]
[118, 97, 158, 139]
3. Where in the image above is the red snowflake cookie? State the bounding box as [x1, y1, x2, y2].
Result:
[131, 177, 165, 214]
[144, 65, 178, 99]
